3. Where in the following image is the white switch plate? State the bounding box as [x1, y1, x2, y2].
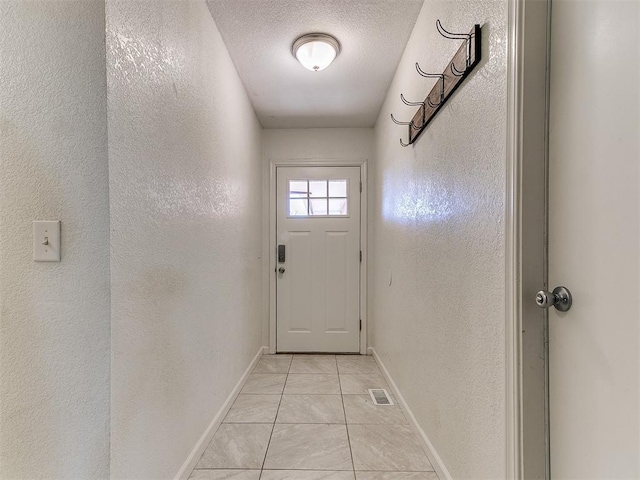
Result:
[33, 221, 60, 262]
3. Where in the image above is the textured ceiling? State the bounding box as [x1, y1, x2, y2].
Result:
[206, 0, 424, 128]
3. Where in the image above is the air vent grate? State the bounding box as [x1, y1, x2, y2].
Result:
[368, 388, 394, 406]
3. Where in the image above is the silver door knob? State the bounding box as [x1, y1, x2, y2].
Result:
[535, 286, 572, 312]
[278, 267, 285, 274]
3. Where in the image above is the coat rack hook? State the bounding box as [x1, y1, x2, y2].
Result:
[415, 62, 444, 82]
[415, 63, 446, 106]
[436, 19, 473, 68]
[436, 19, 472, 40]
[400, 93, 425, 108]
[400, 94, 426, 127]
[450, 61, 466, 77]
[427, 95, 440, 108]
[390, 113, 420, 130]
[391, 113, 415, 148]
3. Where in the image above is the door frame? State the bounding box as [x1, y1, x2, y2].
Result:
[505, 0, 552, 478]
[268, 158, 369, 355]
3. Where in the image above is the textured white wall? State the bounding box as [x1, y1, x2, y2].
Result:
[371, 1, 507, 478]
[0, 1, 111, 477]
[106, 1, 263, 478]
[261, 128, 374, 348]
[262, 129, 374, 161]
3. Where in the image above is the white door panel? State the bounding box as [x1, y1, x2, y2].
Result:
[548, 1, 639, 477]
[276, 166, 361, 353]
[288, 231, 312, 333]
[325, 231, 350, 332]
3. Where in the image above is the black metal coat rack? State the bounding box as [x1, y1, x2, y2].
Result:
[391, 20, 482, 147]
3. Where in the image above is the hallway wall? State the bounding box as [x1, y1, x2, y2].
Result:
[371, 1, 508, 478]
[0, 1, 111, 477]
[106, 1, 263, 478]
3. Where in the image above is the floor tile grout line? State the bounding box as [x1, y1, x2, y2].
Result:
[259, 355, 291, 475]
[338, 357, 357, 476]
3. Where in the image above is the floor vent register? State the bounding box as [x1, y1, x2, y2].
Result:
[368, 388, 394, 406]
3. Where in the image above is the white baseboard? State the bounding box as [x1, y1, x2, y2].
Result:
[174, 346, 267, 480]
[368, 347, 452, 480]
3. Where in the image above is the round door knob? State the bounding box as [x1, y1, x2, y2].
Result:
[535, 290, 554, 308]
[535, 286, 572, 312]
[278, 267, 285, 274]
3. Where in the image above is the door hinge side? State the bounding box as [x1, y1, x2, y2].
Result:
[360, 181, 362, 193]
[360, 319, 362, 331]
[359, 250, 362, 262]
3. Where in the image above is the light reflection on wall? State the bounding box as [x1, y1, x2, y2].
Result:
[110, 30, 183, 86]
[382, 170, 455, 224]
[146, 177, 241, 219]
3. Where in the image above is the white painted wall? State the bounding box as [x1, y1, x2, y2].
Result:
[261, 128, 374, 349]
[106, 1, 263, 478]
[262, 129, 374, 161]
[0, 1, 110, 477]
[371, 1, 507, 478]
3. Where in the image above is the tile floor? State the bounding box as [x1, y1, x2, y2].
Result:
[189, 355, 439, 480]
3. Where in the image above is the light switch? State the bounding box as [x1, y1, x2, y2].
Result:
[33, 221, 60, 262]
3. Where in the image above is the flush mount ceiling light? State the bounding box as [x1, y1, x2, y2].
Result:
[292, 33, 341, 72]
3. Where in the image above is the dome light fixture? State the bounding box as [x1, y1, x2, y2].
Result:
[292, 33, 341, 72]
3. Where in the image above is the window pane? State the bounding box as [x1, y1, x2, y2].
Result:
[309, 180, 327, 198]
[329, 198, 348, 215]
[289, 180, 308, 198]
[329, 179, 347, 197]
[309, 198, 328, 215]
[289, 198, 308, 216]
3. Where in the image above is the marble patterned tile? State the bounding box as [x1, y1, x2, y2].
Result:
[261, 471, 355, 479]
[189, 470, 261, 480]
[290, 355, 338, 374]
[348, 425, 433, 472]
[277, 394, 345, 424]
[241, 374, 287, 394]
[264, 424, 353, 470]
[343, 395, 407, 425]
[336, 355, 381, 374]
[355, 474, 439, 480]
[224, 394, 281, 423]
[339, 374, 389, 394]
[253, 355, 292, 374]
[195, 424, 273, 469]
[284, 374, 341, 394]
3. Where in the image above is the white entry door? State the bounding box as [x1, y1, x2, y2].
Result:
[548, 1, 639, 477]
[276, 166, 361, 353]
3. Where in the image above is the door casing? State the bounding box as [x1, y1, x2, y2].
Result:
[505, 0, 551, 478]
[268, 158, 369, 355]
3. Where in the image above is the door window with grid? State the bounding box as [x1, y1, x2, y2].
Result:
[288, 179, 349, 217]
